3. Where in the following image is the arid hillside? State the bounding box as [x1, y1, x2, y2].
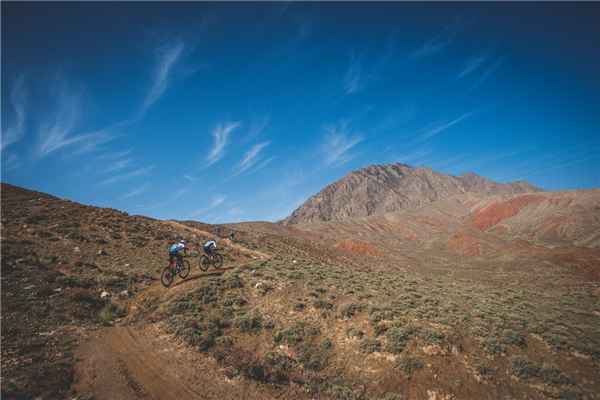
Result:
[2, 181, 600, 400]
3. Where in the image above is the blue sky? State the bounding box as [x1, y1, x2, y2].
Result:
[2, 2, 600, 223]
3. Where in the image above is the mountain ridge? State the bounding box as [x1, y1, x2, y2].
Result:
[283, 163, 541, 224]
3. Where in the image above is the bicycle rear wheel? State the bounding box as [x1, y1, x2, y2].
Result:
[179, 260, 191, 278]
[161, 266, 174, 287]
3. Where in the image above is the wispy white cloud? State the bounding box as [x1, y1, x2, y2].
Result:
[190, 194, 226, 217]
[396, 148, 433, 165]
[517, 149, 600, 179]
[97, 150, 132, 160]
[2, 153, 23, 172]
[235, 141, 271, 175]
[410, 35, 453, 60]
[245, 115, 270, 142]
[99, 166, 154, 185]
[35, 78, 114, 158]
[457, 55, 487, 79]
[249, 156, 275, 175]
[322, 122, 364, 166]
[183, 174, 198, 182]
[207, 121, 241, 166]
[1, 75, 27, 151]
[121, 183, 150, 199]
[210, 194, 226, 208]
[104, 158, 133, 173]
[140, 40, 185, 115]
[417, 112, 474, 142]
[344, 53, 363, 95]
[473, 57, 504, 88]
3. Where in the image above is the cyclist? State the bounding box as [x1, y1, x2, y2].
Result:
[203, 239, 217, 256]
[169, 239, 188, 267]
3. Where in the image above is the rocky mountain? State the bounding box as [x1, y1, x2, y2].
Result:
[283, 163, 541, 224]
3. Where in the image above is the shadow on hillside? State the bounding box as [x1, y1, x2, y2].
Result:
[171, 266, 236, 287]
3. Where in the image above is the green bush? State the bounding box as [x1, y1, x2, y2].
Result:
[346, 327, 364, 339]
[510, 356, 540, 380]
[235, 313, 263, 334]
[483, 337, 505, 355]
[502, 329, 526, 347]
[98, 302, 126, 326]
[384, 326, 419, 354]
[396, 356, 424, 377]
[339, 303, 364, 319]
[312, 299, 334, 310]
[419, 328, 445, 344]
[360, 338, 381, 353]
[273, 322, 320, 346]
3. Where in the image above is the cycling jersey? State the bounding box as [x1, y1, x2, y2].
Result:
[169, 242, 185, 255]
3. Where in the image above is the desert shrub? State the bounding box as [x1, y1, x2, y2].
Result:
[235, 313, 263, 334]
[216, 336, 234, 347]
[502, 329, 526, 347]
[374, 323, 390, 336]
[396, 356, 423, 377]
[476, 364, 495, 379]
[263, 351, 296, 383]
[326, 384, 359, 400]
[223, 274, 244, 289]
[274, 322, 320, 346]
[482, 337, 505, 355]
[294, 302, 306, 311]
[191, 284, 219, 304]
[510, 356, 540, 380]
[540, 365, 574, 385]
[368, 307, 395, 324]
[222, 293, 247, 307]
[384, 326, 419, 354]
[297, 342, 329, 371]
[313, 299, 334, 310]
[98, 302, 126, 325]
[339, 303, 365, 319]
[360, 338, 381, 353]
[376, 393, 404, 400]
[346, 328, 364, 339]
[559, 390, 582, 400]
[419, 328, 445, 344]
[542, 331, 570, 352]
[321, 338, 333, 350]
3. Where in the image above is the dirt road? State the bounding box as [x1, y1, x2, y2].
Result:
[73, 324, 277, 400]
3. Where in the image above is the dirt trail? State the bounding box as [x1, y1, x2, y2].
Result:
[165, 221, 271, 260]
[73, 323, 277, 400]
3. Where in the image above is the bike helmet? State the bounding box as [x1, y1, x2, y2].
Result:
[179, 239, 186, 244]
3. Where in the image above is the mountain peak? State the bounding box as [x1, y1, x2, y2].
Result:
[283, 163, 541, 224]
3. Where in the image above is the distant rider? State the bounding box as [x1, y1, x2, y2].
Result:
[169, 239, 188, 266]
[203, 239, 217, 256]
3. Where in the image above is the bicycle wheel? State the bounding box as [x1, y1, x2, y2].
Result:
[199, 255, 210, 272]
[213, 253, 224, 269]
[179, 259, 191, 279]
[161, 266, 174, 287]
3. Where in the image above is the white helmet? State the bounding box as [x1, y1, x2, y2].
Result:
[179, 239, 186, 244]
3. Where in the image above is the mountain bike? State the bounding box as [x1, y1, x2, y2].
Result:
[161, 256, 191, 287]
[199, 250, 224, 271]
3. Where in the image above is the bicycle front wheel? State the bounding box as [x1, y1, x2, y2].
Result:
[161, 266, 174, 287]
[199, 255, 210, 272]
[179, 260, 191, 279]
[213, 253, 224, 269]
